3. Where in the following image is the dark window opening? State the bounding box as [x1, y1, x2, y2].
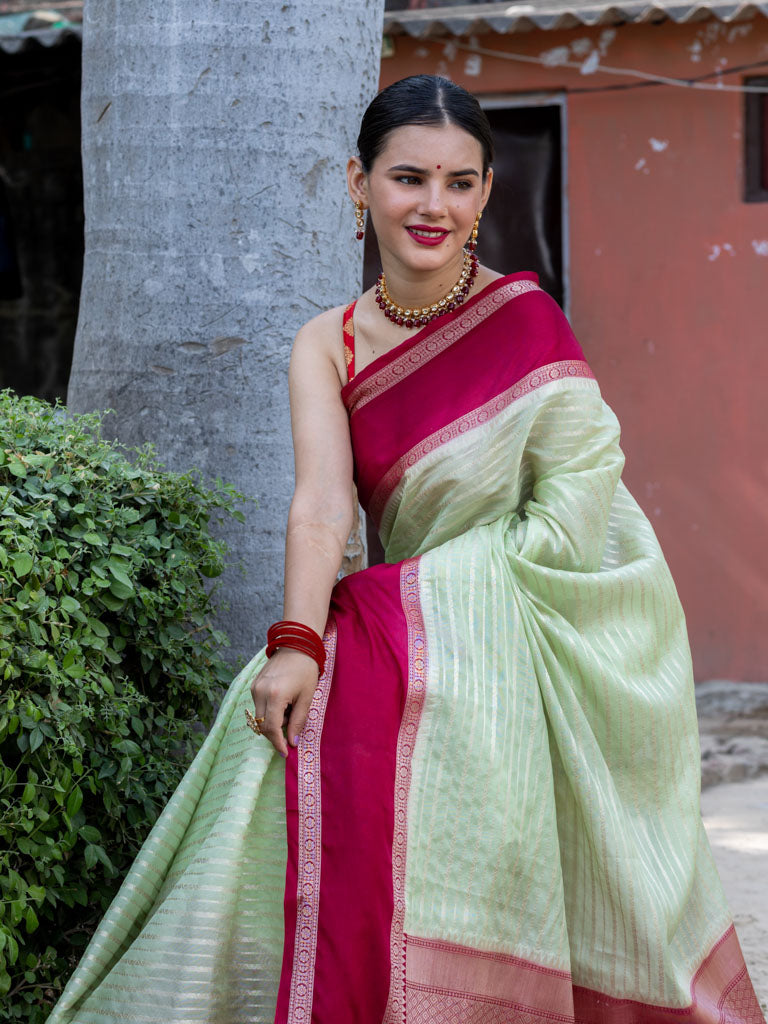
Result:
[0, 35, 83, 402]
[744, 76, 768, 202]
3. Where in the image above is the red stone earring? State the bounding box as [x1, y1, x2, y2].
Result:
[468, 211, 481, 252]
[354, 201, 365, 241]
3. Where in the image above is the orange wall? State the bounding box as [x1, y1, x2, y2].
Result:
[381, 22, 768, 681]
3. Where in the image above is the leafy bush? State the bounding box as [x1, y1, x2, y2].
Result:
[0, 391, 246, 1021]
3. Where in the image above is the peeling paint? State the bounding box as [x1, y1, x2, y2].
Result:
[708, 243, 735, 261]
[649, 138, 669, 152]
[634, 157, 647, 171]
[414, 47, 429, 58]
[580, 50, 600, 76]
[442, 41, 457, 62]
[464, 54, 482, 77]
[571, 37, 592, 57]
[540, 45, 569, 67]
[594, 247, 602, 256]
[688, 39, 703, 63]
[752, 240, 768, 257]
[598, 29, 617, 55]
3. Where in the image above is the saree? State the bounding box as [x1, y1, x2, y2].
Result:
[48, 272, 765, 1024]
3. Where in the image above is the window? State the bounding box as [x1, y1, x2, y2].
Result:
[744, 76, 768, 202]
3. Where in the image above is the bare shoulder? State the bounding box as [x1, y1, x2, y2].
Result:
[291, 304, 349, 388]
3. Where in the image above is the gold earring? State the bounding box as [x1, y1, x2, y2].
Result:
[354, 200, 365, 241]
[468, 211, 481, 253]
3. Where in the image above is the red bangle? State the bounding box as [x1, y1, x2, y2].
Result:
[266, 620, 326, 676]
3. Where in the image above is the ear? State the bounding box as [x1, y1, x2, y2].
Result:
[479, 167, 493, 215]
[346, 156, 368, 207]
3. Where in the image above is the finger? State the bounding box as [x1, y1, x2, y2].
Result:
[261, 697, 289, 758]
[287, 691, 314, 748]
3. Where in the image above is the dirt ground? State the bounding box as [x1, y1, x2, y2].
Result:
[701, 776, 768, 1014]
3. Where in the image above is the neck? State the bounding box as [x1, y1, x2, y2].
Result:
[379, 250, 467, 311]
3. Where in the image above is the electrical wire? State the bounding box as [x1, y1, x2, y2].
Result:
[429, 37, 768, 93]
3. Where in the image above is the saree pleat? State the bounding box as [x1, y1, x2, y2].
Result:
[49, 273, 765, 1024]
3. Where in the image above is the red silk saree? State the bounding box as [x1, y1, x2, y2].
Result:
[49, 274, 765, 1024]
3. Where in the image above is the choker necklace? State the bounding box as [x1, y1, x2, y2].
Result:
[375, 249, 479, 328]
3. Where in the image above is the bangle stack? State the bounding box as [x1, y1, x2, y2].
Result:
[266, 620, 326, 676]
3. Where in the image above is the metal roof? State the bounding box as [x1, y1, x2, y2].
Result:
[0, 8, 81, 53]
[383, 0, 768, 36]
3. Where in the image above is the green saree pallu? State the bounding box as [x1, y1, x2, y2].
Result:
[48, 273, 765, 1024]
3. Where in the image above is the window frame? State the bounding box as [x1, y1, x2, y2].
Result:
[744, 76, 768, 203]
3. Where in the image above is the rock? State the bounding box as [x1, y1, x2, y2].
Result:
[696, 681, 768, 790]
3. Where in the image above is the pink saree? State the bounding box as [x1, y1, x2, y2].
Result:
[48, 273, 765, 1024]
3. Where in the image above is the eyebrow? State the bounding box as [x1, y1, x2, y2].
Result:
[388, 164, 480, 178]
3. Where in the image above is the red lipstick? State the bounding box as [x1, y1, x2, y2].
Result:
[406, 224, 449, 247]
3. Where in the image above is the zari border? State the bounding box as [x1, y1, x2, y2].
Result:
[286, 619, 338, 1024]
[368, 361, 596, 528]
[345, 279, 541, 415]
[399, 923, 765, 1023]
[383, 559, 429, 1024]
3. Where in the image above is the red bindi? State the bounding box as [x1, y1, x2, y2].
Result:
[436, 164, 441, 169]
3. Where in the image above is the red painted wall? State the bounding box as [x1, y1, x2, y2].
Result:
[381, 21, 768, 681]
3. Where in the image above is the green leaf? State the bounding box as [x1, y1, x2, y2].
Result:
[24, 906, 38, 933]
[21, 781, 35, 804]
[66, 785, 83, 818]
[109, 578, 135, 600]
[79, 825, 101, 843]
[60, 595, 80, 613]
[12, 553, 33, 577]
[29, 727, 43, 753]
[86, 617, 109, 638]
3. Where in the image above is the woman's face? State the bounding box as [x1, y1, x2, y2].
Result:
[351, 121, 492, 278]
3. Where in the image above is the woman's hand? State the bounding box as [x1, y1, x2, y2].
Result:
[249, 648, 320, 757]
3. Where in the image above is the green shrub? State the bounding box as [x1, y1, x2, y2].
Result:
[0, 391, 246, 1021]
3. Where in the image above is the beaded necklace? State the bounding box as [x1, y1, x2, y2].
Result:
[375, 249, 479, 328]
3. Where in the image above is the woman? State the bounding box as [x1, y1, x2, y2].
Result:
[49, 76, 764, 1024]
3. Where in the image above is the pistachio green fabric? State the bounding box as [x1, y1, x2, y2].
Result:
[49, 374, 743, 1021]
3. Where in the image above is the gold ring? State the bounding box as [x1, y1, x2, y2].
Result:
[245, 709, 265, 735]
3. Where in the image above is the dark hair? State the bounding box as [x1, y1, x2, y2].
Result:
[357, 75, 494, 179]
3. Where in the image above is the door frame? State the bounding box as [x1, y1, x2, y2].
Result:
[479, 91, 569, 317]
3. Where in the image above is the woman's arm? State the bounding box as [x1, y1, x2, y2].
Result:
[250, 309, 354, 756]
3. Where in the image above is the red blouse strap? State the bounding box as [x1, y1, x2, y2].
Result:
[342, 301, 356, 383]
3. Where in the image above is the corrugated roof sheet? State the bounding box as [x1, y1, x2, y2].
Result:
[0, 8, 81, 52]
[383, 0, 768, 36]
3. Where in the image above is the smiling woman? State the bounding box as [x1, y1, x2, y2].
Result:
[48, 75, 766, 1024]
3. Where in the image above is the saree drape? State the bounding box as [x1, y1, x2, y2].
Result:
[48, 273, 765, 1024]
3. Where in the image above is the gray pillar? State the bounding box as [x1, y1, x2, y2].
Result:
[69, 1, 384, 662]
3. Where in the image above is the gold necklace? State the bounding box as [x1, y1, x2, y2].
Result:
[375, 249, 479, 328]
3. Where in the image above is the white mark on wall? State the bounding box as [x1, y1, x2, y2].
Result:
[634, 157, 649, 175]
[594, 247, 603, 256]
[442, 41, 457, 62]
[708, 243, 735, 261]
[415, 47, 429, 58]
[436, 60, 450, 78]
[727, 24, 752, 42]
[649, 138, 669, 152]
[752, 240, 768, 256]
[464, 54, 482, 77]
[540, 45, 570, 67]
[644, 338, 656, 354]
[581, 50, 600, 76]
[571, 37, 592, 56]
[688, 39, 703, 62]
[645, 481, 661, 499]
[599, 29, 617, 55]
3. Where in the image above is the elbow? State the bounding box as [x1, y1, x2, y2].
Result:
[288, 489, 356, 554]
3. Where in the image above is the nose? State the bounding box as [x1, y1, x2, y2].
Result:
[417, 181, 447, 218]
